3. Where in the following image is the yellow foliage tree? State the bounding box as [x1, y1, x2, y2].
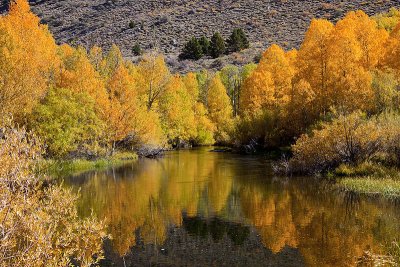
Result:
[259, 44, 295, 105]
[100, 44, 124, 78]
[207, 74, 233, 143]
[0, 0, 58, 122]
[338, 11, 388, 70]
[137, 53, 170, 110]
[383, 22, 400, 74]
[106, 65, 139, 148]
[57, 45, 109, 118]
[240, 67, 275, 113]
[327, 12, 377, 112]
[297, 19, 335, 115]
[159, 75, 196, 145]
[183, 72, 200, 102]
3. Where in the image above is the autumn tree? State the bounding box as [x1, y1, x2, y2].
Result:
[183, 72, 215, 145]
[101, 44, 124, 78]
[383, 22, 400, 74]
[374, 7, 400, 32]
[31, 88, 104, 158]
[159, 75, 196, 146]
[371, 70, 400, 113]
[57, 45, 109, 118]
[196, 69, 213, 105]
[207, 74, 233, 143]
[183, 72, 200, 102]
[193, 102, 216, 145]
[105, 65, 139, 150]
[296, 19, 335, 115]
[259, 44, 295, 107]
[337, 11, 388, 70]
[240, 66, 275, 113]
[0, 0, 58, 122]
[285, 79, 316, 137]
[328, 12, 375, 112]
[137, 53, 171, 110]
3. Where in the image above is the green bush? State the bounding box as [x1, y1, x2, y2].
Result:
[132, 43, 142, 56]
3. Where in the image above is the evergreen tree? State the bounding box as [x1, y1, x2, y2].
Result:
[226, 28, 249, 53]
[210, 32, 226, 58]
[198, 36, 211, 55]
[179, 37, 204, 60]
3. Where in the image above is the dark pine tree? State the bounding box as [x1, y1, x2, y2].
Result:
[198, 36, 211, 55]
[179, 37, 204, 60]
[210, 32, 226, 58]
[226, 28, 250, 53]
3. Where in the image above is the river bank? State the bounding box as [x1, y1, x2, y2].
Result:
[332, 162, 400, 198]
[38, 151, 139, 177]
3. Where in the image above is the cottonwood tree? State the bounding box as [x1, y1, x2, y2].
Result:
[0, 0, 58, 122]
[207, 74, 233, 143]
[137, 53, 171, 110]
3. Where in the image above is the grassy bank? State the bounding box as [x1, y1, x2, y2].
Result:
[333, 162, 400, 198]
[39, 151, 138, 177]
[338, 177, 400, 198]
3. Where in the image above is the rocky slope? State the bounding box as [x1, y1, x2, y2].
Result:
[2, 0, 400, 72]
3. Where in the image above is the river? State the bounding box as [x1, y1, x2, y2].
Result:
[63, 147, 400, 267]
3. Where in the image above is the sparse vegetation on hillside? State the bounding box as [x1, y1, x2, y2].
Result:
[17, 0, 400, 72]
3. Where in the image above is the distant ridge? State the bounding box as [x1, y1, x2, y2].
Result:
[1, 0, 400, 72]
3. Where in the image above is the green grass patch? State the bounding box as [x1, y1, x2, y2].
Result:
[334, 161, 399, 178]
[38, 151, 138, 177]
[334, 161, 400, 198]
[338, 177, 400, 198]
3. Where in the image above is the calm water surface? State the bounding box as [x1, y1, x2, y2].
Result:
[64, 148, 400, 267]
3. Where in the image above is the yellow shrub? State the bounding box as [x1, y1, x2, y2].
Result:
[291, 112, 386, 173]
[0, 124, 107, 266]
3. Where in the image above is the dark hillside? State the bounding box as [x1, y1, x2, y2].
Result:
[1, 0, 399, 72]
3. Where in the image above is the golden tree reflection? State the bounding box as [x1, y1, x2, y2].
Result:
[66, 149, 400, 266]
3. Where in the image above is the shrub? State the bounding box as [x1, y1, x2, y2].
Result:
[0, 123, 107, 266]
[290, 112, 386, 174]
[132, 43, 142, 56]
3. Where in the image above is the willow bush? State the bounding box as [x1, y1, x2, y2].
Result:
[0, 122, 107, 267]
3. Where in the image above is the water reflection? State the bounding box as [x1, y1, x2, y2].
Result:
[64, 148, 400, 266]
